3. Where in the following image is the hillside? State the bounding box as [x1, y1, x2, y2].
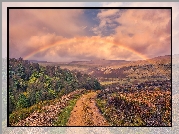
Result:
[94, 55, 171, 126]
[88, 55, 171, 86]
[8, 55, 171, 126]
[26, 55, 171, 89]
[9, 57, 101, 126]
[69, 59, 130, 67]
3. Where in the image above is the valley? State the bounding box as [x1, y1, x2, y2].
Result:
[8, 55, 171, 126]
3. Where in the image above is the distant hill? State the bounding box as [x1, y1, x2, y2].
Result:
[69, 59, 130, 67]
[29, 55, 171, 80]
[88, 55, 171, 84]
[29, 60, 47, 63]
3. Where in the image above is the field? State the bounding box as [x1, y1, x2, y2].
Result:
[96, 80, 171, 126]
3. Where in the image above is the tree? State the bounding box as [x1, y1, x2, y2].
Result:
[16, 94, 30, 109]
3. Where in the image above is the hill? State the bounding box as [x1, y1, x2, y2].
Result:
[8, 58, 101, 118]
[7, 55, 172, 127]
[32, 55, 171, 86]
[86, 55, 171, 85]
[69, 59, 130, 67]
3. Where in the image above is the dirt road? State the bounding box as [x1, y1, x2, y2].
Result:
[14, 89, 86, 126]
[13, 90, 109, 126]
[67, 91, 109, 126]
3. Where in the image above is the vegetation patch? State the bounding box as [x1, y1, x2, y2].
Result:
[53, 92, 88, 126]
[9, 58, 102, 125]
[96, 87, 171, 126]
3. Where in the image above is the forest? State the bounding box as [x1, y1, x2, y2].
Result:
[9, 57, 101, 114]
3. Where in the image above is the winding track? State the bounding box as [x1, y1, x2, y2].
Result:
[67, 91, 109, 126]
[13, 90, 109, 126]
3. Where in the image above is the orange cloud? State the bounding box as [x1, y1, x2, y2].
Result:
[113, 9, 171, 58]
[9, 9, 87, 38]
[9, 9, 171, 62]
[97, 9, 120, 18]
[21, 34, 148, 62]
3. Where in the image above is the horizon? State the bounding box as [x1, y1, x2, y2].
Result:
[8, 54, 171, 63]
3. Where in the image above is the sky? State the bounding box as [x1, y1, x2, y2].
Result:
[3, 2, 176, 62]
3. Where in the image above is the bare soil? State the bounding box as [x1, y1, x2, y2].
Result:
[67, 91, 109, 126]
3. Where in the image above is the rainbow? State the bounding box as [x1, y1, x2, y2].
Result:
[23, 37, 149, 61]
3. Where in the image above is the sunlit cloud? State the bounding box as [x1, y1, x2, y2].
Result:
[8, 6, 171, 62]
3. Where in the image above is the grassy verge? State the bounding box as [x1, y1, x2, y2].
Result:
[96, 98, 113, 126]
[53, 91, 90, 126]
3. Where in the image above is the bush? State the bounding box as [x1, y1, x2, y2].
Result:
[16, 94, 30, 109]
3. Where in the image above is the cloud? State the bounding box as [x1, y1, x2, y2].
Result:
[9, 9, 88, 38]
[91, 9, 120, 36]
[97, 9, 120, 18]
[9, 7, 172, 62]
[10, 32, 146, 62]
[90, 8, 171, 59]
[25, 35, 116, 62]
[3, 2, 179, 60]
[81, 26, 87, 30]
[9, 9, 92, 59]
[2, 2, 87, 58]
[113, 9, 171, 58]
[127, 2, 178, 55]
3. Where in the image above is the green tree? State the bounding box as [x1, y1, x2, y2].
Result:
[16, 94, 30, 109]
